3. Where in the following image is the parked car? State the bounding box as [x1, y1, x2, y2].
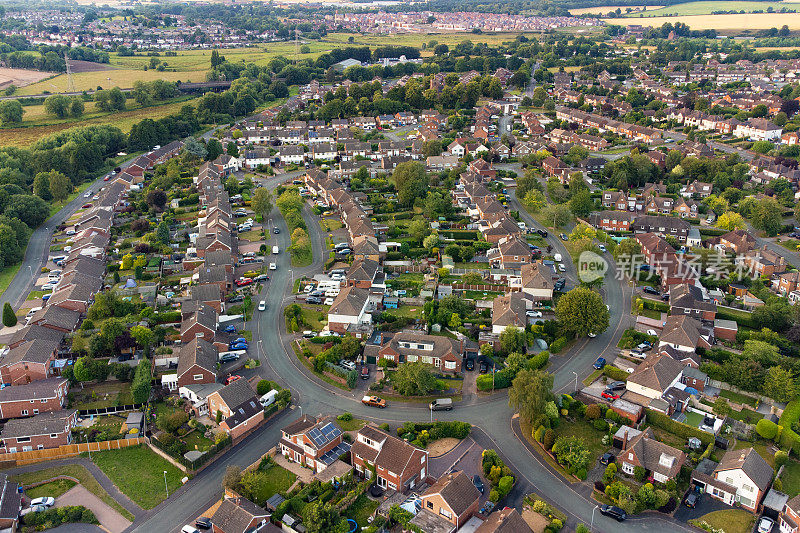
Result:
[303, 331, 317, 339]
[643, 286, 660, 296]
[269, 263, 277, 270]
[224, 375, 242, 385]
[758, 516, 774, 533]
[601, 390, 621, 400]
[537, 229, 548, 238]
[598, 244, 607, 252]
[606, 381, 626, 392]
[684, 492, 699, 509]
[472, 475, 485, 494]
[593, 357, 606, 370]
[273, 228, 280, 234]
[219, 353, 240, 363]
[340, 360, 356, 371]
[307, 296, 322, 304]
[479, 361, 488, 373]
[465, 359, 475, 371]
[361, 366, 370, 379]
[361, 395, 386, 408]
[258, 300, 266, 311]
[41, 281, 58, 290]
[636, 343, 652, 352]
[30, 497, 55, 508]
[558, 264, 566, 272]
[223, 325, 237, 333]
[646, 329, 658, 337]
[599, 505, 627, 522]
[599, 452, 615, 465]
[195, 518, 212, 530]
[560, 233, 568, 241]
[526, 310, 542, 318]
[227, 294, 244, 303]
[235, 278, 253, 287]
[21, 505, 47, 516]
[182, 526, 201, 533]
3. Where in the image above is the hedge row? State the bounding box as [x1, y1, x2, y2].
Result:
[642, 299, 670, 313]
[715, 307, 757, 329]
[779, 399, 800, 455]
[645, 409, 713, 446]
[699, 227, 728, 236]
[603, 365, 629, 382]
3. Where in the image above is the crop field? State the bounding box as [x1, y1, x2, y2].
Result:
[0, 67, 53, 89]
[570, 5, 662, 15]
[16, 68, 208, 95]
[0, 97, 199, 147]
[323, 31, 539, 50]
[623, 1, 800, 16]
[605, 12, 800, 28]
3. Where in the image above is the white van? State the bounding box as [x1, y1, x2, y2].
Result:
[259, 390, 279, 408]
[272, 245, 279, 254]
[554, 253, 563, 262]
[325, 288, 340, 298]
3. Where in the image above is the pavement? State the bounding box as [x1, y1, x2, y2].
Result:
[55, 484, 132, 533]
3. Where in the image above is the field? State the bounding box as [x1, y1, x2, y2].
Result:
[623, 1, 800, 16]
[0, 67, 53, 89]
[607, 12, 800, 28]
[570, 5, 661, 15]
[16, 69, 208, 95]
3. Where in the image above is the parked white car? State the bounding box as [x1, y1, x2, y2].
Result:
[41, 281, 59, 290]
[269, 263, 277, 270]
[526, 310, 542, 318]
[30, 497, 55, 508]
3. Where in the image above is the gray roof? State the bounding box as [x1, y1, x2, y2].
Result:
[29, 306, 81, 332]
[177, 337, 218, 378]
[216, 378, 257, 410]
[716, 448, 774, 491]
[210, 498, 269, 533]
[2, 409, 76, 438]
[0, 378, 67, 403]
[0, 474, 21, 521]
[8, 325, 64, 348]
[3, 339, 60, 366]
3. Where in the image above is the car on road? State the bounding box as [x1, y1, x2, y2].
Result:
[258, 300, 266, 311]
[684, 492, 699, 509]
[83, 192, 91, 198]
[82, 203, 92, 209]
[536, 229, 548, 238]
[465, 359, 475, 371]
[30, 497, 55, 508]
[254, 274, 269, 282]
[195, 518, 212, 530]
[558, 264, 566, 272]
[219, 353, 240, 363]
[224, 375, 242, 385]
[599, 505, 627, 522]
[758, 516, 774, 533]
[273, 228, 280, 234]
[599, 452, 615, 465]
[182, 526, 201, 533]
[643, 286, 660, 296]
[593, 357, 606, 370]
[472, 475, 485, 494]
[361, 396, 386, 408]
[598, 244, 606, 252]
[560, 233, 568, 241]
[103, 175, 110, 181]
[269, 263, 277, 270]
[601, 390, 621, 400]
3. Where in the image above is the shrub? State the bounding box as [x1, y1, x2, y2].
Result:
[775, 450, 789, 468]
[586, 403, 602, 420]
[256, 380, 278, 395]
[593, 419, 609, 431]
[550, 337, 567, 353]
[543, 429, 555, 450]
[602, 365, 629, 382]
[338, 412, 353, 422]
[756, 419, 779, 440]
[634, 466, 646, 482]
[489, 489, 500, 502]
[534, 425, 545, 442]
[497, 475, 514, 497]
[645, 410, 713, 446]
[529, 351, 550, 369]
[603, 463, 617, 484]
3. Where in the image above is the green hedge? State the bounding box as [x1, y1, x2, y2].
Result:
[645, 409, 713, 446]
[715, 307, 757, 329]
[477, 370, 513, 391]
[603, 365, 629, 381]
[530, 351, 549, 370]
[550, 337, 567, 354]
[642, 299, 669, 313]
[779, 399, 800, 455]
[699, 227, 728, 236]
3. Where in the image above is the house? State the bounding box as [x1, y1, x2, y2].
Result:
[589, 211, 635, 232]
[475, 507, 533, 533]
[718, 229, 757, 254]
[632, 215, 691, 243]
[419, 471, 481, 529]
[278, 146, 305, 165]
[327, 285, 372, 335]
[659, 315, 711, 352]
[739, 247, 787, 278]
[0, 339, 60, 385]
[516, 263, 554, 300]
[733, 118, 782, 141]
[210, 497, 274, 533]
[695, 448, 773, 512]
[618, 427, 686, 484]
[681, 366, 709, 392]
[278, 415, 351, 474]
[0, 475, 22, 532]
[376, 330, 463, 373]
[176, 337, 218, 389]
[0, 378, 68, 419]
[680, 180, 713, 199]
[346, 258, 380, 289]
[207, 379, 264, 440]
[350, 424, 429, 492]
[427, 155, 460, 170]
[779, 494, 800, 533]
[669, 283, 716, 321]
[179, 382, 223, 416]
[487, 236, 532, 269]
[0, 409, 78, 453]
[625, 353, 685, 405]
[180, 304, 218, 344]
[491, 292, 529, 334]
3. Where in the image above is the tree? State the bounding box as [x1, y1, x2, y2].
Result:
[0, 100, 23, 125]
[222, 465, 242, 491]
[130, 325, 154, 355]
[47, 171, 71, 203]
[499, 326, 525, 354]
[2, 302, 17, 327]
[32, 173, 52, 201]
[73, 356, 95, 382]
[555, 287, 609, 337]
[750, 197, 783, 236]
[508, 369, 553, 425]
[713, 397, 732, 418]
[391, 161, 427, 207]
[206, 139, 223, 161]
[5, 195, 49, 228]
[44, 94, 70, 118]
[146, 189, 167, 210]
[715, 211, 746, 231]
[422, 233, 440, 251]
[156, 220, 170, 244]
[522, 189, 546, 212]
[569, 189, 594, 217]
[184, 137, 207, 159]
[226, 142, 239, 158]
[392, 362, 438, 396]
[408, 217, 429, 243]
[540, 204, 572, 228]
[251, 188, 274, 220]
[756, 418, 779, 440]
[69, 96, 84, 117]
[130, 358, 152, 403]
[763, 366, 797, 402]
[552, 435, 591, 473]
[302, 500, 343, 533]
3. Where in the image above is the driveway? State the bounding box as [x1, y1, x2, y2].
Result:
[673, 491, 734, 523]
[55, 484, 132, 533]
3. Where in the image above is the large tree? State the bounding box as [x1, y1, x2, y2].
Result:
[392, 362, 438, 396]
[508, 369, 553, 425]
[555, 287, 609, 337]
[763, 366, 796, 402]
[2, 302, 17, 327]
[391, 161, 428, 207]
[251, 188, 274, 220]
[499, 326, 525, 355]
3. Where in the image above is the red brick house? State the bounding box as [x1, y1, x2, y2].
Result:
[780, 494, 800, 533]
[468, 158, 495, 179]
[419, 471, 481, 529]
[0, 409, 78, 453]
[619, 427, 686, 484]
[0, 339, 59, 385]
[351, 424, 429, 492]
[207, 380, 263, 440]
[176, 338, 218, 389]
[589, 211, 635, 232]
[278, 415, 350, 473]
[0, 475, 22, 532]
[180, 304, 218, 344]
[0, 378, 68, 419]
[210, 497, 274, 533]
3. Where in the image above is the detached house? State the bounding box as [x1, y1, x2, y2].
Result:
[279, 415, 351, 474]
[351, 424, 429, 492]
[375, 330, 463, 373]
[207, 379, 264, 440]
[693, 448, 773, 512]
[618, 427, 687, 484]
[327, 285, 372, 335]
[418, 471, 481, 529]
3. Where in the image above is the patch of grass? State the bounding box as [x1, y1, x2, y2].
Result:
[25, 478, 76, 499]
[300, 304, 328, 331]
[689, 509, 755, 533]
[238, 229, 263, 242]
[337, 417, 366, 432]
[777, 238, 800, 251]
[624, 1, 800, 16]
[780, 459, 800, 497]
[292, 343, 350, 391]
[70, 382, 134, 410]
[9, 464, 134, 521]
[719, 389, 758, 408]
[728, 407, 763, 425]
[0, 261, 21, 299]
[683, 410, 705, 428]
[26, 290, 48, 300]
[553, 417, 608, 466]
[387, 305, 423, 319]
[519, 417, 579, 483]
[89, 444, 184, 510]
[582, 368, 603, 386]
[344, 494, 380, 528]
[182, 430, 214, 452]
[17, 70, 207, 96]
[245, 464, 297, 505]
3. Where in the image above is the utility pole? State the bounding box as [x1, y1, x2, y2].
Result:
[65, 52, 74, 93]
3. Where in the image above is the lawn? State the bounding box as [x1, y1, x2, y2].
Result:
[16, 69, 207, 95]
[344, 494, 380, 528]
[245, 464, 297, 505]
[70, 382, 134, 410]
[719, 389, 758, 408]
[728, 407, 763, 425]
[25, 478, 76, 499]
[608, 12, 800, 29]
[389, 305, 423, 319]
[300, 304, 329, 331]
[683, 410, 705, 428]
[0, 261, 21, 300]
[780, 459, 800, 497]
[553, 418, 608, 466]
[10, 463, 134, 521]
[623, 1, 800, 16]
[238, 229, 263, 242]
[89, 445, 184, 509]
[337, 417, 366, 432]
[183, 430, 215, 452]
[689, 509, 755, 533]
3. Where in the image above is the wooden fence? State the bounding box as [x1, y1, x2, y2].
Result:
[451, 283, 517, 293]
[0, 437, 145, 467]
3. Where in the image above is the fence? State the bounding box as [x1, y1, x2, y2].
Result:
[0, 437, 145, 467]
[451, 283, 517, 293]
[78, 404, 145, 417]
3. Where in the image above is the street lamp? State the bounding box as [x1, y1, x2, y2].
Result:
[163, 470, 169, 498]
[572, 371, 578, 392]
[590, 505, 599, 532]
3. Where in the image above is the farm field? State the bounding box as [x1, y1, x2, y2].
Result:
[604, 12, 800, 28]
[623, 1, 800, 16]
[16, 68, 208, 95]
[0, 67, 53, 89]
[0, 97, 199, 147]
[570, 5, 661, 15]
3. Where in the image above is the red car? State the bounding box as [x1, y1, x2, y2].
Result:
[103, 176, 110, 181]
[234, 278, 253, 287]
[601, 390, 621, 400]
[225, 375, 242, 385]
[82, 203, 92, 208]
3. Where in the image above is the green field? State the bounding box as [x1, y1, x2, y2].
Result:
[624, 1, 800, 16]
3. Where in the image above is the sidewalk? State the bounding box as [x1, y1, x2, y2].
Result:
[55, 484, 132, 533]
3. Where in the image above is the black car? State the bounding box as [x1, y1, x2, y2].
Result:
[307, 296, 322, 304]
[643, 286, 660, 296]
[684, 492, 700, 508]
[599, 452, 615, 465]
[661, 293, 670, 301]
[606, 381, 626, 392]
[537, 229, 548, 238]
[479, 361, 488, 373]
[227, 294, 244, 303]
[195, 517, 212, 530]
[472, 475, 485, 494]
[465, 359, 475, 371]
[599, 505, 627, 522]
[274, 228, 280, 234]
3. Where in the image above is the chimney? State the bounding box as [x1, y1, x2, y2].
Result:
[623, 429, 629, 450]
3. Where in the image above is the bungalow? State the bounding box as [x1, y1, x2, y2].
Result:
[491, 292, 530, 335]
[475, 508, 533, 533]
[376, 330, 463, 373]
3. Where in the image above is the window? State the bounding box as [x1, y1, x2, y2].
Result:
[33, 409, 39, 415]
[427, 501, 434, 510]
[21, 410, 28, 416]
[439, 508, 452, 519]
[41, 399, 47, 403]
[17, 437, 30, 443]
[194, 374, 204, 381]
[37, 445, 44, 450]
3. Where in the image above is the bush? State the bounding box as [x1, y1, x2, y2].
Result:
[489, 489, 500, 502]
[338, 412, 353, 422]
[603, 365, 629, 382]
[22, 505, 98, 528]
[756, 419, 779, 440]
[775, 450, 789, 468]
[543, 429, 555, 450]
[529, 351, 550, 369]
[593, 419, 609, 431]
[586, 404, 602, 420]
[549, 337, 567, 354]
[534, 425, 545, 442]
[256, 380, 278, 395]
[634, 466, 646, 482]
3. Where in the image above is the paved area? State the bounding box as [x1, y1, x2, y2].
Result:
[55, 484, 132, 533]
[673, 491, 734, 522]
[272, 452, 314, 483]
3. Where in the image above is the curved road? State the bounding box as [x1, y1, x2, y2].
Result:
[127, 175, 692, 533]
